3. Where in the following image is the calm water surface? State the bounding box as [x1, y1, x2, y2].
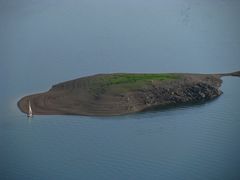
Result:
[1, 0, 240, 179]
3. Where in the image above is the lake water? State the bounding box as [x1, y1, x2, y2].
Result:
[1, 0, 240, 179]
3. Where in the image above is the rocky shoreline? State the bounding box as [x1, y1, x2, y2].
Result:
[18, 71, 239, 116]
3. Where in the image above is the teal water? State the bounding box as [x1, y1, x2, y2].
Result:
[1, 0, 240, 179]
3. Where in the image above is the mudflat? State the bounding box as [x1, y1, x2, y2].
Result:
[18, 71, 240, 116]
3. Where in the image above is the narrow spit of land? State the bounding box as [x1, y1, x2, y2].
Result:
[18, 71, 240, 116]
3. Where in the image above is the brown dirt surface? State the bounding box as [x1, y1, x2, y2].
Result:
[18, 72, 239, 116]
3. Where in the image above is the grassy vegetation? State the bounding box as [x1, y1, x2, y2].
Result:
[103, 74, 177, 85]
[88, 73, 178, 96]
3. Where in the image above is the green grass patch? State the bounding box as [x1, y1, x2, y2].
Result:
[103, 73, 177, 85]
[88, 73, 178, 96]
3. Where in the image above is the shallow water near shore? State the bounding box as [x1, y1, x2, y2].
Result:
[1, 0, 240, 179]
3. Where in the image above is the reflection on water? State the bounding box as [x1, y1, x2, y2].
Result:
[27, 117, 33, 125]
[1, 0, 240, 179]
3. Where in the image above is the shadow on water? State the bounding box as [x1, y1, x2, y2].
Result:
[94, 95, 222, 121]
[138, 96, 221, 116]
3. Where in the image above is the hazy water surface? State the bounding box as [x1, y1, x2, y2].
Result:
[1, 0, 240, 179]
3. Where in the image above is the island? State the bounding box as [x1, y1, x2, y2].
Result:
[18, 71, 240, 116]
